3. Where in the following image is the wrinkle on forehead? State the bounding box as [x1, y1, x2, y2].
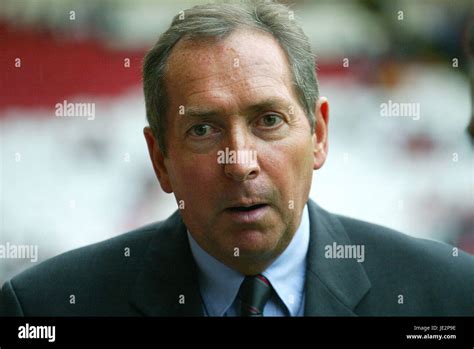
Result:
[165, 28, 295, 104]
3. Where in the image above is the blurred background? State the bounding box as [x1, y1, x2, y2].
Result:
[1, 0, 473, 284]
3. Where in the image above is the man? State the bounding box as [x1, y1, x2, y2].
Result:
[1, 1, 473, 317]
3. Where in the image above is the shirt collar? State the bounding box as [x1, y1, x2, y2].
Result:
[262, 205, 309, 316]
[187, 231, 244, 316]
[187, 204, 310, 316]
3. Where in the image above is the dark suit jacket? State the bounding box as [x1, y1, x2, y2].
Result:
[1, 200, 473, 316]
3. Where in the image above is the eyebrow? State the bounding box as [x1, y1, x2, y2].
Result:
[183, 97, 291, 119]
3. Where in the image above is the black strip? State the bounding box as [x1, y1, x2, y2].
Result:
[0, 317, 472, 347]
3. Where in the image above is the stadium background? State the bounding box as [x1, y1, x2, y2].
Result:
[1, 0, 473, 284]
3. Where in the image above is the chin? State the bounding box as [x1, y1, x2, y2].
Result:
[227, 230, 281, 257]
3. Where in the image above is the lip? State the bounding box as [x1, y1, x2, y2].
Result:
[224, 203, 270, 223]
[226, 199, 268, 209]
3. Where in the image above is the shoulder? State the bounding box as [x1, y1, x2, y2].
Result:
[333, 212, 474, 315]
[0, 221, 164, 316]
[15, 221, 162, 282]
[335, 213, 472, 271]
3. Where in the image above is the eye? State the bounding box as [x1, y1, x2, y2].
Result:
[257, 114, 284, 128]
[189, 124, 214, 137]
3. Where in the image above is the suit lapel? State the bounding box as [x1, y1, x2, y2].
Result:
[129, 211, 203, 316]
[304, 200, 371, 316]
[129, 200, 371, 316]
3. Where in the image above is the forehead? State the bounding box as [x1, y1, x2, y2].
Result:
[165, 28, 296, 109]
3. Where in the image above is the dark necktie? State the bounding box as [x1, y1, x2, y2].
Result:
[238, 274, 273, 317]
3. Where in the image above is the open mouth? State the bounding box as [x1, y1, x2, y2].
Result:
[227, 204, 267, 212]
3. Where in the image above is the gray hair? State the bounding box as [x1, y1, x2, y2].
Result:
[143, 0, 319, 156]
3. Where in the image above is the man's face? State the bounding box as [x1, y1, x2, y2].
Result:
[145, 29, 328, 274]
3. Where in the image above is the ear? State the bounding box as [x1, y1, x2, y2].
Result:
[312, 97, 329, 170]
[143, 127, 173, 193]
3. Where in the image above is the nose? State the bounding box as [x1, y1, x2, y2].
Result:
[224, 153, 259, 181]
[221, 128, 260, 182]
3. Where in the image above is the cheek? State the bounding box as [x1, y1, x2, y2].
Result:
[167, 153, 219, 204]
[296, 141, 315, 182]
[262, 137, 314, 198]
